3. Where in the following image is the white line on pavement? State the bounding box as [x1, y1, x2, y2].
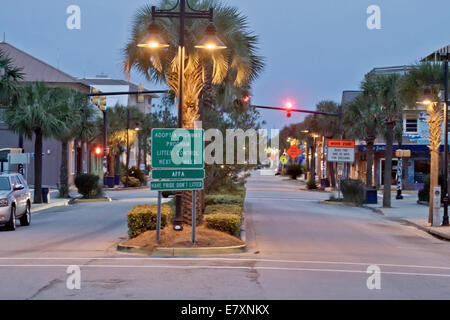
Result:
[0, 264, 450, 278]
[0, 257, 450, 271]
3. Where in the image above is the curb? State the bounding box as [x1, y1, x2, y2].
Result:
[320, 200, 386, 215]
[362, 206, 450, 241]
[70, 197, 112, 204]
[320, 200, 360, 207]
[117, 243, 246, 256]
[32, 200, 70, 214]
[402, 219, 450, 241]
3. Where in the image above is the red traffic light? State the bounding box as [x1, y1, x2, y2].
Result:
[94, 146, 102, 155]
[285, 101, 293, 117]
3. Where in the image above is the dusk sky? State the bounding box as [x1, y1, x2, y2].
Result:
[1, 0, 449, 129]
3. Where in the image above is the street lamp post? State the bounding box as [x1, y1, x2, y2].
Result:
[421, 51, 449, 226]
[443, 53, 449, 226]
[102, 110, 107, 185]
[125, 108, 141, 188]
[138, 0, 226, 231]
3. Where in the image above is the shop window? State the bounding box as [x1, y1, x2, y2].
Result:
[404, 118, 418, 133]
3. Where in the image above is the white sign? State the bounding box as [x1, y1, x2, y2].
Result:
[326, 140, 355, 163]
[8, 153, 30, 164]
[327, 147, 355, 163]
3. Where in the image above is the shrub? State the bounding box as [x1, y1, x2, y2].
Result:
[74, 174, 102, 199]
[306, 179, 318, 190]
[341, 179, 365, 205]
[286, 164, 303, 180]
[58, 184, 69, 198]
[204, 213, 241, 236]
[121, 176, 140, 187]
[127, 204, 172, 238]
[418, 174, 444, 203]
[128, 166, 146, 184]
[205, 194, 244, 206]
[204, 204, 243, 216]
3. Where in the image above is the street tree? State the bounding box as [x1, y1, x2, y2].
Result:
[0, 49, 24, 107]
[123, 0, 264, 223]
[54, 88, 96, 197]
[344, 79, 381, 187]
[374, 73, 402, 208]
[4, 82, 70, 203]
[398, 62, 445, 222]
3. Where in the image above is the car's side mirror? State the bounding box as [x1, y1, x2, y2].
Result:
[13, 184, 24, 191]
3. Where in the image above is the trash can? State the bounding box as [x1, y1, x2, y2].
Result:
[106, 176, 115, 188]
[365, 189, 378, 204]
[114, 174, 121, 186]
[320, 178, 330, 188]
[41, 187, 50, 203]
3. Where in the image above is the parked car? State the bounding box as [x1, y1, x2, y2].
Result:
[0, 173, 31, 231]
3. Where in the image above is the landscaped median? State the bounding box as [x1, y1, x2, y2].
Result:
[117, 192, 247, 255]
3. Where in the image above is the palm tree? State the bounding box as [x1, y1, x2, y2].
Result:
[0, 49, 24, 107]
[398, 62, 444, 222]
[4, 82, 70, 203]
[123, 0, 264, 224]
[315, 101, 340, 186]
[374, 73, 402, 208]
[54, 88, 96, 197]
[344, 79, 381, 187]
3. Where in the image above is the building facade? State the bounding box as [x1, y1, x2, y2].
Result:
[0, 42, 90, 187]
[346, 66, 439, 190]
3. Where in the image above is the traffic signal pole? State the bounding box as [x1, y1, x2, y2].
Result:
[251, 105, 341, 117]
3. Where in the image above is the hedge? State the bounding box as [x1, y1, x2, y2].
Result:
[341, 179, 365, 205]
[286, 164, 303, 180]
[75, 173, 102, 199]
[127, 204, 171, 238]
[204, 213, 242, 236]
[121, 176, 141, 187]
[205, 194, 244, 206]
[204, 204, 243, 216]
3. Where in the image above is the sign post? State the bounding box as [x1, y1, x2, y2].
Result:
[156, 191, 162, 242]
[192, 190, 197, 243]
[326, 140, 355, 200]
[150, 128, 205, 243]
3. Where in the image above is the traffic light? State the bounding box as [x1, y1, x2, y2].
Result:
[91, 88, 100, 105]
[138, 84, 145, 103]
[94, 146, 102, 156]
[99, 95, 107, 111]
[285, 102, 293, 118]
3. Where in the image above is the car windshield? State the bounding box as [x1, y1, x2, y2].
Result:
[0, 177, 11, 191]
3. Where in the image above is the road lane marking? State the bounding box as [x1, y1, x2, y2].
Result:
[0, 257, 450, 271]
[0, 264, 450, 278]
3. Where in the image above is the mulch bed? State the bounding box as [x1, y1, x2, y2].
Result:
[122, 225, 244, 249]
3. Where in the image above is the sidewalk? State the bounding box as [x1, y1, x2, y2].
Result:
[366, 191, 450, 241]
[30, 189, 70, 214]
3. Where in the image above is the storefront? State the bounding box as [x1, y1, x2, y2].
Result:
[356, 144, 433, 190]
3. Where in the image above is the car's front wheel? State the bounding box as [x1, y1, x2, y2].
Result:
[20, 203, 31, 226]
[5, 206, 16, 231]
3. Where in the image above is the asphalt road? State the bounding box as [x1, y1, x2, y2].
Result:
[1, 174, 450, 299]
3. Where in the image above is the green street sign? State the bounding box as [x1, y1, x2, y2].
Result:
[152, 169, 205, 180]
[150, 180, 204, 191]
[151, 128, 204, 169]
